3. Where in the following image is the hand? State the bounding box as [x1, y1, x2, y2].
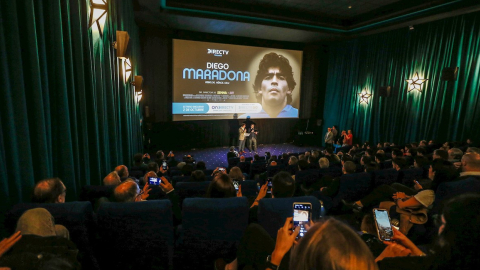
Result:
[141, 183, 152, 200]
[413, 181, 423, 190]
[159, 177, 174, 193]
[392, 192, 406, 200]
[271, 217, 300, 265]
[0, 231, 22, 258]
[376, 241, 412, 262]
[389, 227, 423, 255]
[320, 187, 326, 192]
[237, 185, 242, 197]
[255, 183, 268, 201]
[159, 165, 168, 175]
[143, 153, 150, 159]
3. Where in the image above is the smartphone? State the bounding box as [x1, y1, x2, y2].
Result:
[414, 180, 420, 185]
[373, 208, 394, 241]
[219, 167, 226, 172]
[162, 161, 168, 170]
[233, 180, 239, 191]
[293, 202, 312, 239]
[267, 178, 273, 194]
[148, 177, 162, 185]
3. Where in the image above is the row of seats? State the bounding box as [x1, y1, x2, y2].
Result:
[5, 196, 322, 270]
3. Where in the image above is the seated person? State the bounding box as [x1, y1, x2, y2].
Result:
[0, 208, 81, 269]
[189, 170, 206, 182]
[32, 178, 67, 204]
[320, 161, 356, 197]
[103, 171, 121, 186]
[229, 166, 246, 181]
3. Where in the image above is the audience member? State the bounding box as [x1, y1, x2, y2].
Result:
[189, 170, 206, 182]
[206, 173, 236, 199]
[114, 180, 151, 202]
[229, 166, 245, 181]
[32, 178, 67, 203]
[320, 161, 356, 197]
[103, 171, 121, 186]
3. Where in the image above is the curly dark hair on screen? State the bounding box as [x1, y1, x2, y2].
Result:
[252, 52, 296, 104]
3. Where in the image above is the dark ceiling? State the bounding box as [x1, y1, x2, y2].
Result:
[133, 0, 480, 42]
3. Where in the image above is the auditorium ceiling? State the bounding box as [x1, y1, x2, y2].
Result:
[133, 0, 480, 42]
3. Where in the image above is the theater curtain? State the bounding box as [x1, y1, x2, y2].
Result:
[323, 12, 480, 145]
[0, 0, 142, 234]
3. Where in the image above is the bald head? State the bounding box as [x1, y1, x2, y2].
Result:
[115, 165, 129, 178]
[33, 178, 66, 203]
[461, 152, 480, 172]
[103, 171, 121, 186]
[114, 180, 140, 202]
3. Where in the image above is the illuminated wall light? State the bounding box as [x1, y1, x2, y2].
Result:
[405, 72, 428, 93]
[89, 0, 108, 37]
[136, 91, 143, 102]
[358, 89, 372, 104]
[124, 58, 132, 83]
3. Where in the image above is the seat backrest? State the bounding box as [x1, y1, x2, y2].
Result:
[267, 165, 285, 177]
[179, 197, 249, 269]
[432, 177, 480, 214]
[79, 185, 115, 206]
[250, 162, 267, 177]
[96, 200, 173, 270]
[239, 180, 258, 197]
[257, 196, 322, 239]
[372, 168, 399, 187]
[332, 172, 372, 207]
[400, 168, 424, 187]
[175, 181, 211, 204]
[172, 175, 191, 187]
[6, 201, 99, 270]
[228, 157, 240, 168]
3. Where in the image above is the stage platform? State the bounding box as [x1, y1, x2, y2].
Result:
[166, 143, 322, 170]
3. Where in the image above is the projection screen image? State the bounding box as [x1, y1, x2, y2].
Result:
[172, 39, 303, 121]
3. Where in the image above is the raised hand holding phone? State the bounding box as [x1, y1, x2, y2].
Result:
[271, 217, 299, 266]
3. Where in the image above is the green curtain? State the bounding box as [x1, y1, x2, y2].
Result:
[323, 11, 480, 145]
[0, 0, 142, 235]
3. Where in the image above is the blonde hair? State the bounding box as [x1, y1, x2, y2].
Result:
[228, 166, 244, 180]
[318, 157, 329, 169]
[290, 219, 378, 270]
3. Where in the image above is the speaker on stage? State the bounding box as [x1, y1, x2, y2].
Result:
[441, 67, 459, 81]
[378, 86, 391, 97]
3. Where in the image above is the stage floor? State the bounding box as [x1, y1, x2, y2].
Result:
[170, 143, 322, 169]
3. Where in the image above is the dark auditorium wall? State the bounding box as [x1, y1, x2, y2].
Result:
[0, 0, 143, 235]
[322, 11, 480, 145]
[139, 28, 329, 149]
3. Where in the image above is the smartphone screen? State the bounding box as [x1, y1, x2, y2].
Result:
[162, 161, 168, 170]
[148, 177, 162, 186]
[293, 203, 312, 239]
[373, 209, 394, 241]
[267, 179, 273, 194]
[233, 180, 239, 191]
[219, 167, 226, 172]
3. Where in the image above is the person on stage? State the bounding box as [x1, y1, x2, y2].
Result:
[324, 127, 334, 148]
[238, 124, 247, 154]
[248, 124, 258, 154]
[346, 130, 353, 146]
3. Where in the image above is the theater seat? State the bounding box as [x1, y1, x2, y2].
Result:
[400, 168, 424, 187]
[372, 168, 399, 187]
[79, 185, 115, 206]
[6, 201, 99, 270]
[331, 172, 372, 210]
[175, 181, 211, 205]
[239, 180, 258, 197]
[177, 197, 249, 269]
[432, 177, 480, 214]
[257, 196, 322, 239]
[250, 162, 267, 178]
[96, 200, 174, 270]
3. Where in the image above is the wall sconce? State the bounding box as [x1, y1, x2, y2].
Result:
[358, 89, 372, 104]
[135, 91, 143, 102]
[406, 72, 428, 92]
[113, 31, 129, 59]
[89, 0, 108, 37]
[131, 76, 143, 92]
[124, 58, 132, 83]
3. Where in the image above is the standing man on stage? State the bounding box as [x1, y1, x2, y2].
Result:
[238, 123, 247, 154]
[248, 124, 258, 154]
[324, 127, 334, 149]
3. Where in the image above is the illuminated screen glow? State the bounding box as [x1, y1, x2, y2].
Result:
[172, 39, 303, 121]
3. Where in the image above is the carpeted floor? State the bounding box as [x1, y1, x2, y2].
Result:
[171, 143, 323, 169]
